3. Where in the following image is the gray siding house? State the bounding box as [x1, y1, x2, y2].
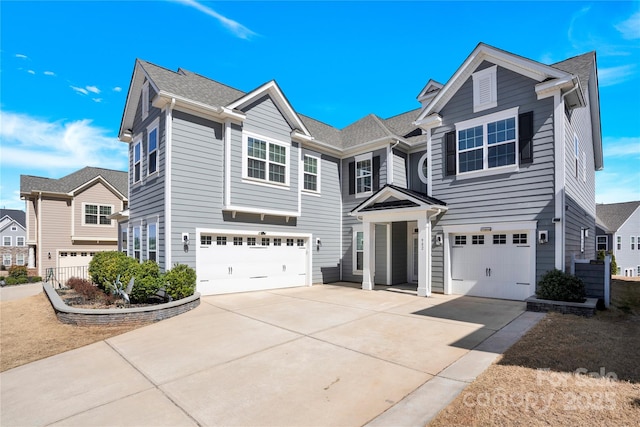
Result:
[0, 209, 27, 268]
[118, 43, 602, 300]
[596, 201, 640, 276]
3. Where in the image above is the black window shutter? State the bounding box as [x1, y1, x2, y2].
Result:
[373, 156, 380, 191]
[445, 131, 456, 176]
[519, 111, 534, 164]
[348, 161, 355, 195]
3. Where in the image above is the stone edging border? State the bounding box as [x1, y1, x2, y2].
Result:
[43, 283, 200, 325]
[525, 296, 597, 318]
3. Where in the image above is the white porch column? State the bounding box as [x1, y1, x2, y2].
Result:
[417, 215, 431, 297]
[362, 220, 376, 291]
[28, 245, 35, 268]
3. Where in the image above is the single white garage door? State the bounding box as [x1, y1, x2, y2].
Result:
[58, 251, 96, 269]
[196, 233, 309, 295]
[450, 231, 533, 300]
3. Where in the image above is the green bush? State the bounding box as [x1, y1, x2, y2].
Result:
[536, 269, 586, 303]
[164, 264, 196, 300]
[89, 251, 138, 291]
[129, 260, 164, 303]
[5, 276, 28, 286]
[597, 250, 618, 276]
[28, 276, 42, 283]
[8, 265, 28, 279]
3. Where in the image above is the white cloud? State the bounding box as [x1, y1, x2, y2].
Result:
[172, 0, 258, 40]
[603, 136, 640, 158]
[44, 71, 56, 76]
[113, 86, 122, 92]
[27, 70, 35, 75]
[598, 65, 636, 87]
[0, 189, 24, 211]
[15, 54, 27, 59]
[0, 110, 127, 171]
[92, 98, 103, 103]
[615, 11, 640, 40]
[70, 86, 89, 95]
[86, 85, 100, 94]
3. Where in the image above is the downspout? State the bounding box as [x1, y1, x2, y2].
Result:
[37, 192, 42, 277]
[164, 98, 175, 270]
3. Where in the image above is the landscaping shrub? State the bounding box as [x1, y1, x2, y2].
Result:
[89, 251, 138, 291]
[164, 264, 196, 300]
[67, 277, 100, 300]
[5, 276, 28, 286]
[8, 265, 28, 279]
[537, 269, 586, 303]
[597, 250, 618, 276]
[28, 276, 42, 283]
[129, 260, 164, 303]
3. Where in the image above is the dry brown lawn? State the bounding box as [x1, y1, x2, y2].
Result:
[429, 279, 640, 426]
[0, 292, 148, 372]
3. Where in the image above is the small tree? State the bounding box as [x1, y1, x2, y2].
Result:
[164, 264, 196, 300]
[537, 269, 586, 303]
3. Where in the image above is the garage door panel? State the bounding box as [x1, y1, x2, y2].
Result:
[197, 234, 308, 295]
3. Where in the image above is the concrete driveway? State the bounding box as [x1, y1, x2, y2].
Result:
[0, 283, 543, 426]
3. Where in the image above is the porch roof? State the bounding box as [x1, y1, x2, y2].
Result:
[350, 185, 447, 215]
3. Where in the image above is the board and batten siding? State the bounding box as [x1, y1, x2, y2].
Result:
[298, 148, 342, 283]
[430, 63, 557, 283]
[229, 96, 299, 213]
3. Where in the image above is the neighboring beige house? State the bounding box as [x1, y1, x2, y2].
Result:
[20, 167, 128, 277]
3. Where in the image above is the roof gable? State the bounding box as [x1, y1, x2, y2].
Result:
[0, 209, 26, 228]
[21, 167, 128, 199]
[351, 184, 447, 215]
[596, 201, 640, 232]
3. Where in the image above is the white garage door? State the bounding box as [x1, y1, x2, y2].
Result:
[58, 251, 96, 269]
[450, 231, 533, 300]
[196, 233, 309, 295]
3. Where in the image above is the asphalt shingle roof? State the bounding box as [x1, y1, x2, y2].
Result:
[20, 167, 128, 198]
[551, 52, 595, 96]
[0, 209, 26, 228]
[596, 201, 640, 233]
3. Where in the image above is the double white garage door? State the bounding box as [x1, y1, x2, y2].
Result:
[196, 232, 309, 295]
[450, 231, 534, 300]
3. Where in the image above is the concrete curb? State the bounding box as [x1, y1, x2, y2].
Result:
[43, 283, 200, 325]
[526, 296, 597, 317]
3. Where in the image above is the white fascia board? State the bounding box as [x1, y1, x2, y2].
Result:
[535, 76, 574, 100]
[119, 62, 159, 141]
[226, 81, 311, 137]
[71, 236, 118, 243]
[223, 205, 301, 218]
[341, 136, 409, 158]
[69, 176, 126, 200]
[414, 113, 442, 129]
[352, 205, 447, 223]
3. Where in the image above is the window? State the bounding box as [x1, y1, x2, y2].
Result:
[632, 237, 636, 251]
[16, 236, 25, 247]
[596, 236, 608, 251]
[356, 154, 372, 195]
[454, 235, 467, 245]
[638, 236, 640, 250]
[2, 254, 11, 266]
[354, 231, 364, 273]
[133, 141, 141, 183]
[247, 237, 256, 246]
[472, 235, 485, 245]
[455, 108, 518, 174]
[84, 204, 112, 225]
[11, 226, 17, 231]
[3, 236, 11, 246]
[147, 124, 158, 175]
[121, 230, 128, 253]
[493, 234, 506, 244]
[303, 155, 319, 192]
[637, 266, 640, 276]
[472, 65, 497, 112]
[16, 254, 25, 266]
[245, 135, 289, 185]
[70, 252, 77, 257]
[233, 237, 243, 246]
[286, 238, 294, 246]
[261, 238, 270, 246]
[273, 238, 282, 246]
[417, 152, 429, 185]
[60, 252, 68, 257]
[574, 135, 579, 179]
[133, 227, 141, 261]
[216, 236, 227, 246]
[617, 236, 622, 250]
[297, 239, 305, 247]
[81, 252, 88, 257]
[513, 233, 528, 244]
[201, 235, 212, 245]
[148, 223, 157, 262]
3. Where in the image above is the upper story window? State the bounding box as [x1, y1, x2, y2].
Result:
[3, 236, 11, 246]
[303, 155, 320, 192]
[11, 226, 17, 231]
[472, 65, 497, 113]
[243, 133, 289, 186]
[133, 140, 141, 183]
[356, 153, 372, 196]
[632, 236, 636, 251]
[596, 235, 607, 251]
[453, 107, 519, 176]
[147, 122, 158, 175]
[16, 236, 25, 247]
[84, 204, 112, 226]
[617, 236, 622, 250]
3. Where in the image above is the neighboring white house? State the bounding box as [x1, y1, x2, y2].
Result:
[596, 201, 640, 276]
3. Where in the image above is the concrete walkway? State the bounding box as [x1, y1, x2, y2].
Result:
[0, 282, 43, 302]
[0, 284, 544, 426]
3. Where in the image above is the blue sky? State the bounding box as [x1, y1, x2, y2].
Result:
[1, 0, 639, 210]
